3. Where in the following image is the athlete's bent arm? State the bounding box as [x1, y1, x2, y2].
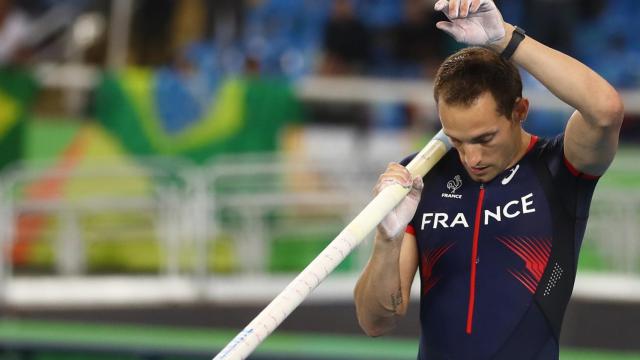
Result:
[354, 231, 418, 336]
[491, 22, 624, 175]
[354, 163, 421, 337]
[434, 0, 624, 175]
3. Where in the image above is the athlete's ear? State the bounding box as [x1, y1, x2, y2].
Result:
[511, 97, 529, 124]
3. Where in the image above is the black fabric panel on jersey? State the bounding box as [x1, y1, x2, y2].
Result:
[530, 136, 579, 340]
[491, 301, 555, 360]
[532, 336, 560, 360]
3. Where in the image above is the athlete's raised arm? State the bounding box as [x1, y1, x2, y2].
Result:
[435, 0, 624, 176]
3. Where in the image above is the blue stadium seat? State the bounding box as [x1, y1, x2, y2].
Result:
[356, 0, 402, 27]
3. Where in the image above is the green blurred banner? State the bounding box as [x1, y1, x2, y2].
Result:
[0, 68, 38, 170]
[96, 69, 301, 163]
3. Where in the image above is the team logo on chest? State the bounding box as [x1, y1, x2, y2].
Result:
[442, 175, 463, 199]
[501, 164, 520, 185]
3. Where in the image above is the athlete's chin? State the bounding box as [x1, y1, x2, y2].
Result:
[465, 166, 497, 182]
[466, 169, 498, 183]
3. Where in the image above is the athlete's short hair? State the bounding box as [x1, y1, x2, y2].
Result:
[434, 47, 522, 119]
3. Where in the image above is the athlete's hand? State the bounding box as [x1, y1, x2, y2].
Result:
[375, 163, 423, 241]
[434, 0, 505, 46]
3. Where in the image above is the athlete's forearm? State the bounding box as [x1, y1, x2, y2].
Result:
[492, 23, 623, 128]
[354, 230, 405, 337]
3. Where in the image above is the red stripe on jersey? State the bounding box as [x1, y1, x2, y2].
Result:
[466, 186, 485, 334]
[499, 236, 552, 294]
[421, 242, 456, 295]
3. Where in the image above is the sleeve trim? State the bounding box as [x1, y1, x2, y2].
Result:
[406, 224, 416, 235]
[526, 135, 539, 153]
[562, 155, 600, 180]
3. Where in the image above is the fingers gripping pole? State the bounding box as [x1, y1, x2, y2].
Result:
[213, 130, 452, 360]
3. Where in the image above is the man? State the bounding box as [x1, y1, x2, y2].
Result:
[354, 0, 624, 359]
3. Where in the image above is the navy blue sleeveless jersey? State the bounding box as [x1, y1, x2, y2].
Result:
[401, 134, 599, 360]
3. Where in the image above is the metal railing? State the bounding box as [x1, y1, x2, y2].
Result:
[0, 150, 638, 307]
[0, 153, 376, 306]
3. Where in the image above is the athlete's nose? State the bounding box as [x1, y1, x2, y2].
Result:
[464, 144, 483, 167]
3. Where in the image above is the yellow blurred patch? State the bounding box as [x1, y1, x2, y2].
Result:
[63, 123, 153, 200]
[0, 90, 19, 136]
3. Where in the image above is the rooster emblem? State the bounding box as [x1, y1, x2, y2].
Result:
[447, 175, 462, 193]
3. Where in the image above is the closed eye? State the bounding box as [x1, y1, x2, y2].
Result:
[445, 131, 496, 145]
[472, 135, 494, 144]
[471, 131, 497, 144]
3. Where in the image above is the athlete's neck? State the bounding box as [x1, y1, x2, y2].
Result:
[506, 130, 532, 169]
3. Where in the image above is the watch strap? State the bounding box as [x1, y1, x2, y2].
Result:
[501, 26, 526, 60]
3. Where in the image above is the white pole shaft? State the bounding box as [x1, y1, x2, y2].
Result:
[213, 130, 452, 360]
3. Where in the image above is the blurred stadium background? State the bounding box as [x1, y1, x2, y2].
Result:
[0, 0, 639, 359]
